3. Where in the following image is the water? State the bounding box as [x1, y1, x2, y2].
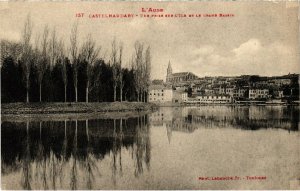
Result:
[1, 106, 299, 190]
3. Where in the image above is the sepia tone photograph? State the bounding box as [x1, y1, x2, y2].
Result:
[0, 1, 299, 190]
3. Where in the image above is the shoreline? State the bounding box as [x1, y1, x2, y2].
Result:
[1, 102, 158, 115]
[1, 110, 154, 122]
[154, 102, 300, 107]
[1, 101, 299, 122]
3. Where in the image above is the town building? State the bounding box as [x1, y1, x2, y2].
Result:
[274, 90, 284, 98]
[162, 61, 299, 102]
[173, 91, 188, 103]
[271, 78, 291, 86]
[232, 88, 246, 98]
[148, 84, 173, 103]
[186, 95, 232, 104]
[249, 89, 270, 99]
[166, 61, 198, 84]
[148, 80, 188, 104]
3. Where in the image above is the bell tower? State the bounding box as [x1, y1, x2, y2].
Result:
[166, 60, 172, 82]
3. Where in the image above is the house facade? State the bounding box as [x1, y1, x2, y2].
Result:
[148, 85, 173, 103]
[186, 95, 232, 104]
[249, 89, 270, 99]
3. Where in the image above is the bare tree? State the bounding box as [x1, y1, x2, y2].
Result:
[58, 38, 67, 102]
[0, 40, 5, 68]
[144, 46, 151, 102]
[49, 27, 58, 70]
[33, 34, 40, 100]
[0, 40, 22, 67]
[140, 60, 146, 102]
[111, 38, 118, 102]
[36, 25, 49, 102]
[21, 14, 33, 103]
[69, 22, 79, 102]
[119, 43, 124, 102]
[133, 41, 144, 102]
[80, 34, 101, 103]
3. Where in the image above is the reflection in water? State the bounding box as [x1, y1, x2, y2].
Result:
[1, 106, 299, 190]
[149, 106, 299, 141]
[1, 116, 151, 190]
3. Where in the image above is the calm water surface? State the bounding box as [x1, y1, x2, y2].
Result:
[1, 106, 299, 190]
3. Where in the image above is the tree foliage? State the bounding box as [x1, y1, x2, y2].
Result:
[1, 18, 152, 103]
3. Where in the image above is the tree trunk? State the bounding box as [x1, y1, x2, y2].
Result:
[64, 85, 67, 102]
[75, 86, 78, 102]
[75, 120, 78, 137]
[26, 89, 29, 103]
[114, 85, 117, 102]
[86, 119, 89, 142]
[120, 86, 123, 102]
[39, 83, 42, 102]
[64, 120, 67, 137]
[39, 121, 42, 139]
[86, 80, 89, 103]
[86, 87, 89, 103]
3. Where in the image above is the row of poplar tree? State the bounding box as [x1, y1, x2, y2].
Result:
[1, 15, 152, 103]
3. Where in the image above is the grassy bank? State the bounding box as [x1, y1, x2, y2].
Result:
[1, 102, 158, 115]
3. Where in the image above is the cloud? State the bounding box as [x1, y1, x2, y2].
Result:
[188, 39, 299, 77]
[232, 38, 261, 57]
[193, 45, 215, 57]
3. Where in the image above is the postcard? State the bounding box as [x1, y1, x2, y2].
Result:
[0, 1, 299, 190]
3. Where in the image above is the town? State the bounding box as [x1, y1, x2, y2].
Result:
[148, 61, 300, 105]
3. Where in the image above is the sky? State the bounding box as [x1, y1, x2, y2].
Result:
[0, 1, 299, 80]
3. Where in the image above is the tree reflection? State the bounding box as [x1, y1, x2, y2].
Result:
[133, 115, 151, 177]
[83, 119, 100, 190]
[70, 120, 78, 190]
[1, 115, 152, 190]
[59, 119, 68, 187]
[111, 118, 126, 186]
[21, 121, 31, 190]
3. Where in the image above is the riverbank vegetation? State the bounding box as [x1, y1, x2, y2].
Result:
[1, 102, 158, 115]
[1, 15, 151, 103]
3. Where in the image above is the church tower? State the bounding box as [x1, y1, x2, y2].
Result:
[166, 60, 172, 82]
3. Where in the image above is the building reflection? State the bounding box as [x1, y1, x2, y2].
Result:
[149, 106, 299, 141]
[1, 115, 151, 190]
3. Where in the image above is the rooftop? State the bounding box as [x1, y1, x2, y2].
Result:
[171, 72, 198, 77]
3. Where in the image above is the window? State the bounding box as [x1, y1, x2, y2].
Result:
[162, 93, 164, 96]
[158, 93, 160, 96]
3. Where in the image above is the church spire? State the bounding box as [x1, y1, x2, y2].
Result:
[167, 60, 172, 75]
[166, 60, 172, 83]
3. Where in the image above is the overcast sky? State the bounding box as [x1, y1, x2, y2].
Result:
[0, 2, 299, 80]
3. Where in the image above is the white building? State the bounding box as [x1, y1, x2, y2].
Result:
[232, 88, 246, 98]
[186, 95, 232, 104]
[173, 91, 188, 103]
[249, 89, 270, 99]
[148, 85, 173, 103]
